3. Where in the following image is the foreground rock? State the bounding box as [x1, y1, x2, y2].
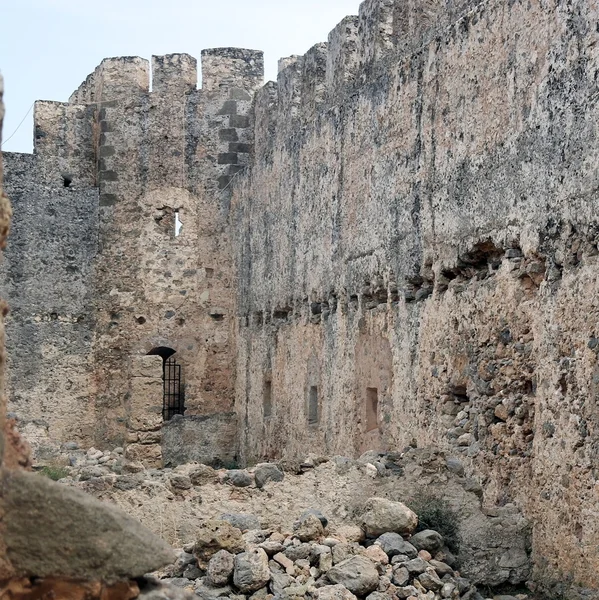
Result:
[1, 470, 175, 581]
[233, 548, 270, 592]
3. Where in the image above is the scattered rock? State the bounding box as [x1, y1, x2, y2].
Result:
[194, 581, 233, 600]
[359, 498, 418, 537]
[226, 470, 253, 488]
[294, 512, 325, 541]
[207, 550, 235, 586]
[445, 458, 465, 477]
[392, 566, 410, 586]
[375, 533, 417, 558]
[327, 556, 379, 596]
[169, 474, 192, 491]
[300, 508, 329, 528]
[254, 463, 284, 488]
[403, 557, 428, 575]
[419, 569, 443, 591]
[273, 552, 295, 575]
[194, 520, 245, 568]
[334, 525, 365, 543]
[189, 464, 218, 486]
[221, 513, 261, 532]
[315, 584, 359, 600]
[429, 559, 454, 577]
[364, 544, 389, 565]
[233, 548, 271, 593]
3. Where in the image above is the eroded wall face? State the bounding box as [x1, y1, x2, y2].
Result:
[1, 153, 98, 457]
[0, 50, 264, 462]
[234, 0, 599, 594]
[86, 52, 262, 463]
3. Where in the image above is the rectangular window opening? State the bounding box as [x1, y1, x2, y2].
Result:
[263, 380, 272, 418]
[366, 387, 379, 432]
[308, 385, 319, 425]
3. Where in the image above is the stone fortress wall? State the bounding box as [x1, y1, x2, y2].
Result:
[1, 49, 264, 465]
[2, 0, 599, 596]
[231, 0, 599, 594]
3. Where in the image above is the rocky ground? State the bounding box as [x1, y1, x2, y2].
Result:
[150, 505, 525, 600]
[34, 445, 536, 600]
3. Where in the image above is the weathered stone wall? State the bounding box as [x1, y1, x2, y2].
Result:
[161, 412, 237, 468]
[232, 0, 599, 595]
[1, 50, 264, 464]
[0, 151, 98, 458]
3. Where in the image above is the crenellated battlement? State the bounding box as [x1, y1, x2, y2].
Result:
[23, 48, 266, 193]
[201, 48, 264, 93]
[21, 0, 484, 185]
[69, 56, 150, 105]
[256, 0, 488, 129]
[151, 53, 197, 94]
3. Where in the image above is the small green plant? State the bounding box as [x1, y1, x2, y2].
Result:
[39, 465, 70, 481]
[408, 493, 461, 553]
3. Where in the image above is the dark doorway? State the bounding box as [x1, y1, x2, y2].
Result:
[147, 347, 185, 421]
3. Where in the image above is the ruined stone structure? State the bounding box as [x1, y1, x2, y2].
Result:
[2, 50, 264, 466]
[3, 0, 599, 596]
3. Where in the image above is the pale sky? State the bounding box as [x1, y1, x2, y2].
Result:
[0, 0, 363, 153]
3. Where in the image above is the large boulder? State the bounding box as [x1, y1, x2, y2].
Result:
[359, 498, 418, 537]
[1, 470, 175, 582]
[233, 548, 270, 592]
[193, 520, 245, 568]
[327, 556, 379, 596]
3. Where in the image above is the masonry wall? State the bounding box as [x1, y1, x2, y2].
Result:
[1, 49, 264, 465]
[1, 152, 98, 458]
[232, 0, 599, 595]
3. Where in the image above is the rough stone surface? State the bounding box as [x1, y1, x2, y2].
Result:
[293, 512, 325, 542]
[375, 533, 416, 559]
[314, 584, 358, 600]
[359, 498, 418, 537]
[226, 470, 253, 488]
[227, 2, 599, 597]
[207, 550, 235, 586]
[1, 469, 175, 581]
[1, 49, 263, 462]
[220, 513, 261, 532]
[4, 2, 599, 597]
[193, 520, 245, 569]
[162, 414, 238, 468]
[409, 530, 444, 554]
[232, 548, 270, 593]
[327, 556, 379, 596]
[253, 463, 284, 489]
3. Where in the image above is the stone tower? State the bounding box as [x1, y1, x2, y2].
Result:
[1, 49, 263, 466]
